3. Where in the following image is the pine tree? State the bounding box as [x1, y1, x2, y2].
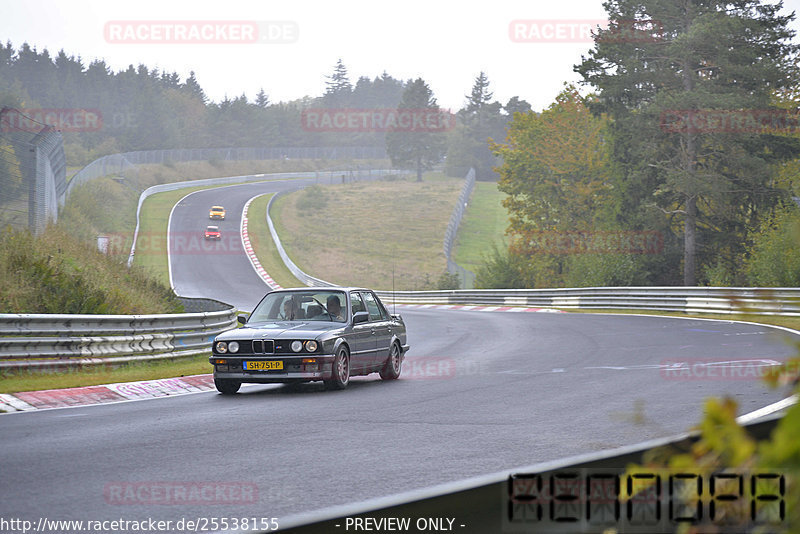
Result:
[385, 78, 446, 181]
[576, 0, 800, 285]
[255, 88, 269, 108]
[182, 71, 206, 103]
[465, 71, 493, 114]
[447, 72, 505, 180]
[323, 59, 352, 106]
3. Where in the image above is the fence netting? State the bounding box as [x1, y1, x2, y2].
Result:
[0, 108, 66, 234]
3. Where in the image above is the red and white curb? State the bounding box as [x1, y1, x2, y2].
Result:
[392, 303, 564, 313]
[241, 195, 282, 290]
[0, 374, 216, 413]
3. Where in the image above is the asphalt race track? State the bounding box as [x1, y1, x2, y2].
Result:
[1, 178, 798, 530]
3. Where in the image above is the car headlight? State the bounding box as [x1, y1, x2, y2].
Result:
[304, 340, 318, 352]
[215, 341, 228, 353]
[228, 341, 239, 353]
[291, 340, 303, 352]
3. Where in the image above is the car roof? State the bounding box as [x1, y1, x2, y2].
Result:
[206, 225, 219, 230]
[211, 206, 224, 209]
[267, 287, 370, 293]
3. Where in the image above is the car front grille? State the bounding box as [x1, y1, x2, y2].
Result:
[251, 339, 275, 354]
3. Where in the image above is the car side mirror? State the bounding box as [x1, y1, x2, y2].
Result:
[237, 315, 247, 325]
[353, 311, 369, 324]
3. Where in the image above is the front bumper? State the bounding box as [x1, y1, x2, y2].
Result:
[210, 355, 335, 383]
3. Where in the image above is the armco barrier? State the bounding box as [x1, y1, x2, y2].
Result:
[0, 297, 238, 371]
[375, 287, 800, 316]
[266, 191, 337, 288]
[277, 406, 794, 533]
[65, 146, 389, 198]
[261, 170, 414, 288]
[443, 168, 476, 288]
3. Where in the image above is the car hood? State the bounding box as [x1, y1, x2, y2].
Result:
[217, 321, 344, 340]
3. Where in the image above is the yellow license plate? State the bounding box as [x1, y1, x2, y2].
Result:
[244, 360, 283, 371]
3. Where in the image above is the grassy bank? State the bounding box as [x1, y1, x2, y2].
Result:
[0, 225, 182, 314]
[452, 181, 508, 273]
[271, 173, 463, 290]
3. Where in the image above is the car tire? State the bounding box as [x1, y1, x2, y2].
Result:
[380, 342, 402, 380]
[215, 378, 241, 395]
[325, 347, 350, 390]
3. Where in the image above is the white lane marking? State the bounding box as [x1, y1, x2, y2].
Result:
[724, 331, 768, 336]
[585, 364, 671, 371]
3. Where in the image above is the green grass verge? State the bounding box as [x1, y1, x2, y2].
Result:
[246, 194, 303, 288]
[452, 181, 508, 273]
[271, 173, 462, 290]
[0, 355, 212, 394]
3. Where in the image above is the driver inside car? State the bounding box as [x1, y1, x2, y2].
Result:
[279, 299, 300, 320]
[326, 295, 344, 321]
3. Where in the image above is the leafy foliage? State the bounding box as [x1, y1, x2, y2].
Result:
[575, 0, 800, 284]
[436, 271, 461, 290]
[744, 202, 800, 287]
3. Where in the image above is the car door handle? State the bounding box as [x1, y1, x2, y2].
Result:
[370, 329, 376, 335]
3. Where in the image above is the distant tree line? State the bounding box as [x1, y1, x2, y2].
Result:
[0, 43, 528, 177]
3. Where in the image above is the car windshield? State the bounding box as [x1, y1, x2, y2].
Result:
[212, 206, 223, 210]
[249, 290, 347, 323]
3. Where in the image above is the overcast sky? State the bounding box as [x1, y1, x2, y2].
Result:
[3, 0, 800, 111]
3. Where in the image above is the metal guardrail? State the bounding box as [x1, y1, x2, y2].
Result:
[375, 287, 800, 316]
[65, 146, 389, 198]
[266, 191, 337, 288]
[279, 406, 794, 533]
[0, 298, 238, 371]
[444, 169, 477, 289]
